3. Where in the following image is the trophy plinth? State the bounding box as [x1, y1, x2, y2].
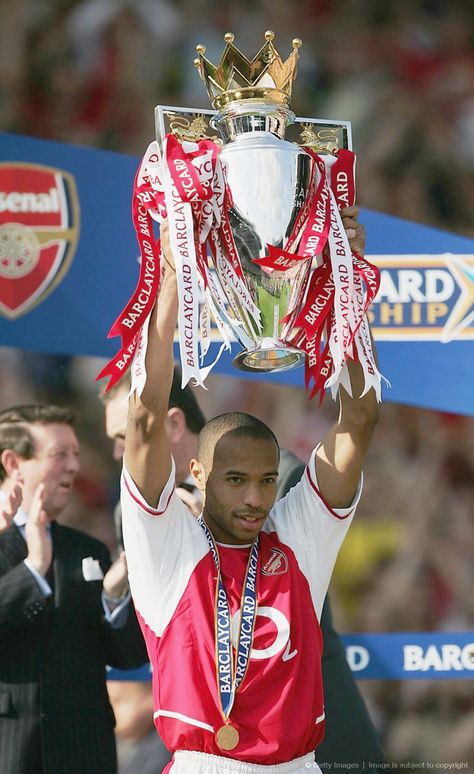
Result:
[233, 338, 305, 372]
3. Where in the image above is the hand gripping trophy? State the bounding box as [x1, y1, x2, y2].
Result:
[99, 32, 384, 403]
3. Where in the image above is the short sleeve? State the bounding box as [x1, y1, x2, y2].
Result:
[121, 459, 208, 637]
[265, 448, 362, 619]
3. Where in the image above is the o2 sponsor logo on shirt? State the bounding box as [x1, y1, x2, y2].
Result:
[0, 163, 80, 318]
[231, 606, 298, 662]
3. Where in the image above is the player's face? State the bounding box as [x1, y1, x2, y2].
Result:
[202, 435, 279, 545]
[18, 423, 80, 518]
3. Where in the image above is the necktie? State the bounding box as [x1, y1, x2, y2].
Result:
[45, 522, 54, 591]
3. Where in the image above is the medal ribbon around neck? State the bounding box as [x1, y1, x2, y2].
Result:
[198, 517, 259, 721]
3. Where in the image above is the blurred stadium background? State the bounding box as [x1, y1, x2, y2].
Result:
[1, 0, 473, 766]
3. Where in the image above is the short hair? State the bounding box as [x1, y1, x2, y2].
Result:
[169, 367, 206, 435]
[99, 366, 206, 435]
[0, 404, 76, 482]
[197, 412, 279, 469]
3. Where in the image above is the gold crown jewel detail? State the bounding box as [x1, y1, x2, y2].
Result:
[194, 31, 302, 109]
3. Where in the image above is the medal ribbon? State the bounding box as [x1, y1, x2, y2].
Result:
[198, 517, 259, 721]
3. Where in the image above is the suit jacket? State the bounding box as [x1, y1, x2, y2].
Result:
[277, 449, 385, 769]
[0, 520, 148, 774]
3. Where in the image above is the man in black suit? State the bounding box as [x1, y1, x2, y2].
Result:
[103, 370, 206, 773]
[0, 404, 147, 774]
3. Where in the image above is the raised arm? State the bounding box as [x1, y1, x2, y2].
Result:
[315, 208, 380, 508]
[124, 221, 178, 506]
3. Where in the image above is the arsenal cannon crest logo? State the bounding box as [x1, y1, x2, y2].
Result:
[0, 163, 80, 318]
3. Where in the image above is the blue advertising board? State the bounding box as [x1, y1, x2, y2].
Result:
[107, 632, 474, 681]
[1, 132, 473, 416]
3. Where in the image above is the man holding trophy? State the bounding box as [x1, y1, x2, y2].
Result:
[102, 31, 384, 773]
[120, 208, 378, 774]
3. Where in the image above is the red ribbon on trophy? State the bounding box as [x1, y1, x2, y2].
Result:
[96, 155, 162, 392]
[97, 134, 261, 394]
[98, 30, 386, 403]
[98, 136, 384, 403]
[281, 148, 384, 403]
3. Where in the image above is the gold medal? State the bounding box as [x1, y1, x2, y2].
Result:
[216, 723, 240, 751]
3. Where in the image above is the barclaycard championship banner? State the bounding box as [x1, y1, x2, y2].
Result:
[107, 632, 474, 681]
[1, 132, 473, 417]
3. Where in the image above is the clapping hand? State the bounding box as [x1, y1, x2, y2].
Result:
[25, 483, 52, 576]
[0, 484, 22, 532]
[103, 551, 129, 600]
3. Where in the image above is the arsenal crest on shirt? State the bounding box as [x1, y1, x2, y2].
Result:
[261, 548, 289, 577]
[0, 163, 80, 318]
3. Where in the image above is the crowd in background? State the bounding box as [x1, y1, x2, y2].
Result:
[2, 0, 474, 236]
[1, 0, 474, 768]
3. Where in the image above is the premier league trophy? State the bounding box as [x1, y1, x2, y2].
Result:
[100, 32, 382, 403]
[161, 32, 350, 374]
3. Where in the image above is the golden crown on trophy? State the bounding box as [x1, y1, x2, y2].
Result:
[194, 31, 302, 109]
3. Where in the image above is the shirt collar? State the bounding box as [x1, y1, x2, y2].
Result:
[13, 508, 28, 528]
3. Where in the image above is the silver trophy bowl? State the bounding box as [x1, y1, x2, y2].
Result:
[212, 100, 313, 372]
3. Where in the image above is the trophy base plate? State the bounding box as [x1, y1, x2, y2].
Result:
[233, 343, 305, 373]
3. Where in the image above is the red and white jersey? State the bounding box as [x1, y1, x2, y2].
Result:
[121, 449, 361, 766]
